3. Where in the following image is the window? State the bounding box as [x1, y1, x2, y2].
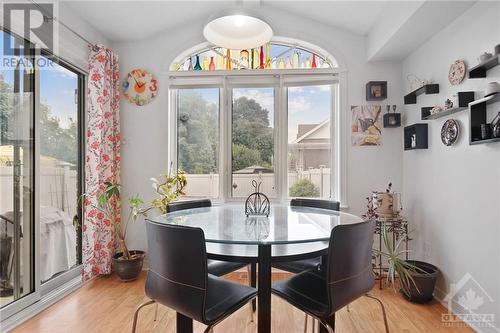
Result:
[231, 87, 276, 198]
[169, 39, 340, 202]
[287, 85, 332, 198]
[177, 88, 220, 198]
[0, 29, 84, 317]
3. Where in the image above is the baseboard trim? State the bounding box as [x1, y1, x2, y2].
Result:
[434, 287, 500, 333]
[0, 276, 82, 332]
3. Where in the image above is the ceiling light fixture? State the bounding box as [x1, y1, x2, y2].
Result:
[203, 11, 273, 50]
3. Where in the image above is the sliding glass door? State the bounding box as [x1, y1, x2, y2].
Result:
[0, 29, 84, 318]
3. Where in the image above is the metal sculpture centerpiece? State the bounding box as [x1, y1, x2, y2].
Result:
[245, 180, 270, 217]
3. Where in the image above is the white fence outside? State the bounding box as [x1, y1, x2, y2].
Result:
[184, 167, 331, 198]
[0, 166, 78, 217]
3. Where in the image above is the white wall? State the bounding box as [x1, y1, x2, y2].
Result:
[112, 7, 404, 252]
[402, 2, 500, 332]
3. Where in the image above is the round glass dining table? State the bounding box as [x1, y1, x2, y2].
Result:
[149, 204, 363, 333]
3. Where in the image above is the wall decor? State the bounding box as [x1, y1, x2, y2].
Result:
[383, 104, 401, 128]
[122, 69, 158, 106]
[448, 60, 466, 85]
[366, 81, 387, 101]
[441, 119, 460, 146]
[351, 105, 382, 146]
[404, 124, 428, 150]
[478, 52, 493, 63]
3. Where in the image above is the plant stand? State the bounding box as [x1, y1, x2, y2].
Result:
[373, 216, 411, 289]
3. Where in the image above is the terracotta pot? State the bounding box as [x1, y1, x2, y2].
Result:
[112, 250, 145, 282]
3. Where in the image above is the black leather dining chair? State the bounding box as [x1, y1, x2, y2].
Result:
[167, 199, 251, 277]
[132, 221, 257, 333]
[272, 219, 389, 333]
[273, 198, 340, 273]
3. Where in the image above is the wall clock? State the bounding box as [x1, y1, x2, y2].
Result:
[448, 60, 466, 86]
[122, 69, 158, 106]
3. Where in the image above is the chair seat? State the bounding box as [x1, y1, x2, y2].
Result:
[273, 257, 322, 273]
[207, 260, 247, 277]
[205, 275, 257, 323]
[272, 269, 329, 318]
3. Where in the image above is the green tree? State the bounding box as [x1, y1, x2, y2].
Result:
[232, 96, 273, 167]
[289, 178, 320, 198]
[232, 144, 262, 171]
[177, 91, 218, 174]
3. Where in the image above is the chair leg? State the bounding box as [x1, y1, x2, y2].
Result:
[304, 313, 308, 333]
[154, 303, 159, 321]
[346, 303, 351, 312]
[312, 318, 316, 333]
[318, 319, 334, 333]
[132, 299, 156, 333]
[365, 293, 390, 333]
[203, 325, 214, 333]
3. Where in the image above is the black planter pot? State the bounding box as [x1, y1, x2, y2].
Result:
[112, 250, 145, 282]
[400, 260, 438, 303]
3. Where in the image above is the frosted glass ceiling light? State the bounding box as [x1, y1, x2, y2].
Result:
[203, 13, 273, 49]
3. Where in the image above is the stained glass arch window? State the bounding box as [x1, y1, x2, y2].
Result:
[170, 37, 338, 72]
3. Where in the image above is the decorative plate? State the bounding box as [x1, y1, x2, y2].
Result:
[441, 119, 460, 146]
[448, 60, 466, 85]
[122, 69, 158, 106]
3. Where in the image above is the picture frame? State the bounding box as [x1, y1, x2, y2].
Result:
[366, 81, 387, 101]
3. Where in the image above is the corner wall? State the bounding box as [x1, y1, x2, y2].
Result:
[402, 2, 500, 332]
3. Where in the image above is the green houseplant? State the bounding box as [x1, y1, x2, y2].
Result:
[77, 167, 187, 281]
[375, 225, 438, 303]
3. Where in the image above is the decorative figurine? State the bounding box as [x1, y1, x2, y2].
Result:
[444, 98, 453, 109]
[240, 49, 249, 69]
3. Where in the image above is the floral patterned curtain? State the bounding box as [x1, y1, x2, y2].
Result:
[82, 45, 121, 280]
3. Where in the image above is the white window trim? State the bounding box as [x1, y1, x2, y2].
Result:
[167, 69, 348, 206]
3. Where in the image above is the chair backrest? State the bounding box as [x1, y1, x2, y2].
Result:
[167, 199, 212, 213]
[145, 221, 208, 323]
[325, 219, 375, 314]
[290, 198, 340, 211]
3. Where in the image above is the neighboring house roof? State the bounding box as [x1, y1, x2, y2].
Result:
[233, 165, 273, 174]
[292, 119, 330, 144]
[0, 145, 73, 167]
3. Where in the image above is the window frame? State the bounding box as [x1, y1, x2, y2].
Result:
[168, 70, 344, 204]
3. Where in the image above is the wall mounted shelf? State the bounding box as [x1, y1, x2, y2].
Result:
[469, 93, 500, 145]
[404, 124, 428, 150]
[421, 91, 475, 120]
[468, 55, 499, 78]
[404, 84, 440, 104]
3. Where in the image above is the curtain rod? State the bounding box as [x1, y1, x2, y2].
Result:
[28, 0, 95, 48]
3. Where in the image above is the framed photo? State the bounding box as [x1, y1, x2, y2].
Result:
[366, 81, 387, 101]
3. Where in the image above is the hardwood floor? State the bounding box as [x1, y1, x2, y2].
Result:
[13, 272, 473, 333]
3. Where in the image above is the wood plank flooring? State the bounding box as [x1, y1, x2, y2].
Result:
[12, 272, 473, 333]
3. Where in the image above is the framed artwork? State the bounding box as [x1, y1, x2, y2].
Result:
[366, 81, 387, 101]
[351, 105, 382, 146]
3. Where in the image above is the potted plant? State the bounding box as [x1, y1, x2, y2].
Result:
[77, 166, 187, 281]
[376, 224, 439, 303]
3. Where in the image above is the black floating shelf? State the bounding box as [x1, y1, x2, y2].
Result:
[468, 55, 499, 79]
[404, 84, 440, 105]
[421, 91, 475, 120]
[404, 124, 428, 151]
[469, 93, 500, 145]
[470, 137, 500, 145]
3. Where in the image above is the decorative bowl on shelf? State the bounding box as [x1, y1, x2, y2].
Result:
[485, 82, 500, 98]
[478, 52, 493, 63]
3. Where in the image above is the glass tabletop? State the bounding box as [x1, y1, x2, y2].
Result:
[147, 204, 363, 245]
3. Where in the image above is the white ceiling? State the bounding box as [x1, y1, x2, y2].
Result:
[62, 0, 389, 42]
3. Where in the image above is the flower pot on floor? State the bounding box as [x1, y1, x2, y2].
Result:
[400, 260, 438, 303]
[112, 250, 145, 281]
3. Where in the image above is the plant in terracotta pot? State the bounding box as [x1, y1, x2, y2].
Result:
[375, 225, 438, 303]
[77, 167, 187, 281]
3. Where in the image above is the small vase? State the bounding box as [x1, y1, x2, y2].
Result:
[311, 54, 317, 68]
[209, 56, 215, 71]
[194, 55, 202, 70]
